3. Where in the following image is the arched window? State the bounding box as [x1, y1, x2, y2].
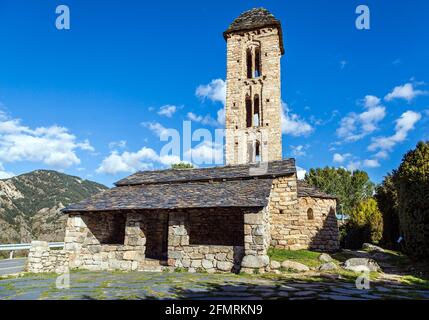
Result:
[254, 47, 261, 77]
[307, 208, 314, 220]
[245, 95, 252, 128]
[246, 48, 253, 79]
[255, 141, 261, 162]
[253, 94, 260, 127]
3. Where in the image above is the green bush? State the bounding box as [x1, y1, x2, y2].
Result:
[343, 198, 383, 249]
[395, 141, 429, 260]
[375, 173, 400, 249]
[305, 167, 374, 215]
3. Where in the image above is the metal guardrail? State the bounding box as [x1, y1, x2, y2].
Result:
[0, 242, 65, 259]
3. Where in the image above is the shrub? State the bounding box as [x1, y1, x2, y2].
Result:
[343, 198, 383, 249]
[395, 141, 429, 259]
[375, 173, 400, 249]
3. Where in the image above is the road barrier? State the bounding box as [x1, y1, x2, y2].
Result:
[0, 242, 65, 259]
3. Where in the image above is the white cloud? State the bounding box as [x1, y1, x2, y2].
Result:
[108, 140, 127, 150]
[369, 110, 422, 152]
[333, 153, 351, 164]
[217, 107, 226, 126]
[194, 79, 226, 127]
[385, 83, 427, 102]
[141, 122, 169, 137]
[339, 60, 347, 70]
[187, 112, 218, 127]
[0, 163, 14, 179]
[0, 114, 93, 168]
[345, 158, 380, 171]
[185, 141, 223, 165]
[290, 145, 307, 157]
[363, 159, 380, 168]
[281, 102, 313, 136]
[96, 147, 182, 175]
[195, 79, 226, 105]
[296, 166, 307, 180]
[158, 105, 178, 118]
[337, 95, 386, 142]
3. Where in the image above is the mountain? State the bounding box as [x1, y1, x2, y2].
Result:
[0, 170, 108, 244]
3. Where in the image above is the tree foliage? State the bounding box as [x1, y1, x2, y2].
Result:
[394, 141, 429, 259]
[344, 198, 383, 248]
[375, 173, 400, 249]
[304, 167, 374, 214]
[171, 163, 194, 170]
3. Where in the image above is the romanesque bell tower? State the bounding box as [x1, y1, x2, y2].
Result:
[224, 8, 284, 165]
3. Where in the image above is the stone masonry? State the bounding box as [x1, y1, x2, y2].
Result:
[224, 23, 283, 165]
[27, 241, 69, 274]
[268, 175, 339, 252]
[27, 8, 340, 275]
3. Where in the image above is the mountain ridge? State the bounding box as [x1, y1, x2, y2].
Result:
[0, 170, 108, 244]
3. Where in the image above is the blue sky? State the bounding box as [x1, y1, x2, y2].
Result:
[0, 0, 428, 187]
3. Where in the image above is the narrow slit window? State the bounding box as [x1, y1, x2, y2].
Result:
[245, 96, 252, 128]
[246, 48, 253, 79]
[253, 94, 260, 127]
[254, 47, 261, 77]
[307, 208, 314, 220]
[255, 141, 261, 163]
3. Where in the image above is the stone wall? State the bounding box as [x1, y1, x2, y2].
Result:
[298, 197, 340, 252]
[241, 207, 271, 273]
[269, 175, 300, 249]
[268, 176, 339, 252]
[65, 211, 146, 271]
[225, 27, 283, 165]
[27, 241, 69, 274]
[167, 208, 249, 273]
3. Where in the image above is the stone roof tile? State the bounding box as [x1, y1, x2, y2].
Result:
[63, 179, 273, 213]
[115, 159, 296, 186]
[297, 180, 337, 200]
[223, 8, 284, 54]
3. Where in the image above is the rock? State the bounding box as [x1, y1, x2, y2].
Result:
[343, 258, 381, 272]
[319, 253, 333, 263]
[270, 261, 281, 269]
[241, 255, 269, 268]
[202, 259, 213, 269]
[318, 262, 338, 271]
[217, 261, 233, 272]
[362, 243, 385, 253]
[280, 260, 310, 272]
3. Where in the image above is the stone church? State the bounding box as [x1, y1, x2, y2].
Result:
[57, 8, 339, 273]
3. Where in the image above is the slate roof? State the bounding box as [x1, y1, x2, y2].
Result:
[224, 8, 285, 55]
[115, 159, 296, 186]
[297, 181, 337, 200]
[62, 179, 273, 212]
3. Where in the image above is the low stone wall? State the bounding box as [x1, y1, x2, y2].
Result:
[174, 245, 244, 273]
[65, 212, 146, 271]
[298, 197, 340, 252]
[27, 241, 69, 274]
[269, 176, 339, 252]
[167, 210, 246, 273]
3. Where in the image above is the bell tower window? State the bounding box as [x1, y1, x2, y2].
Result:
[254, 47, 261, 77]
[255, 141, 261, 162]
[246, 49, 253, 79]
[245, 95, 252, 128]
[253, 94, 260, 127]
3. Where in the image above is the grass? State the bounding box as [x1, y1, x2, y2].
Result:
[400, 275, 429, 290]
[268, 248, 325, 268]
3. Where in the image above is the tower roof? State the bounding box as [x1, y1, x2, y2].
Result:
[224, 8, 284, 54]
